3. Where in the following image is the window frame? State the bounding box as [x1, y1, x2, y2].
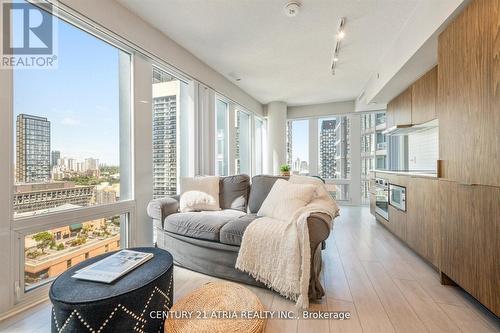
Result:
[215, 95, 230, 176]
[3, 2, 136, 304]
[234, 108, 252, 176]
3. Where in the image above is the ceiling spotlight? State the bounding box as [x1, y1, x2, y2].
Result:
[284, 2, 301, 17]
[331, 17, 346, 75]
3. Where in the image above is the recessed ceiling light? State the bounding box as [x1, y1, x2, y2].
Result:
[337, 31, 345, 40]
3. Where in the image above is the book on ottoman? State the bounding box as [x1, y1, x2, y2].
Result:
[72, 249, 153, 283]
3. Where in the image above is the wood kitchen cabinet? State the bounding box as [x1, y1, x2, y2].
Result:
[412, 66, 437, 125]
[438, 0, 500, 187]
[406, 177, 439, 267]
[386, 86, 412, 128]
[439, 180, 499, 316]
[388, 205, 406, 241]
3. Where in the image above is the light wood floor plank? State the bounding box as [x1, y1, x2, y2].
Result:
[362, 261, 427, 333]
[439, 303, 497, 333]
[326, 298, 363, 333]
[264, 295, 298, 333]
[393, 278, 461, 332]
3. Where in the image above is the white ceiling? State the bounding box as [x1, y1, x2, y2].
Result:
[118, 0, 422, 106]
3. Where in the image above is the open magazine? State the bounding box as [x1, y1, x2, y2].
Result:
[72, 250, 154, 283]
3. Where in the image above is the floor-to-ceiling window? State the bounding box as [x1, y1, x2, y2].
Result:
[287, 115, 354, 203]
[215, 99, 229, 176]
[9, 2, 133, 294]
[360, 111, 386, 204]
[152, 67, 192, 198]
[288, 119, 310, 175]
[235, 109, 251, 175]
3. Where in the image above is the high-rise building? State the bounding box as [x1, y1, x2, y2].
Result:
[51, 150, 60, 168]
[319, 119, 336, 179]
[84, 158, 99, 171]
[16, 114, 51, 183]
[335, 117, 350, 179]
[360, 111, 387, 204]
[152, 76, 178, 198]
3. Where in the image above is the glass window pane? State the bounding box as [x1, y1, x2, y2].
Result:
[360, 111, 386, 204]
[235, 110, 251, 175]
[216, 100, 228, 176]
[152, 67, 187, 198]
[24, 214, 125, 291]
[287, 120, 309, 175]
[318, 118, 336, 179]
[13, 8, 130, 218]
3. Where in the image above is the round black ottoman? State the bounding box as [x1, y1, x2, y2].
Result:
[49, 247, 173, 333]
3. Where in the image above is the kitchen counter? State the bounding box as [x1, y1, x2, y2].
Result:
[374, 169, 438, 178]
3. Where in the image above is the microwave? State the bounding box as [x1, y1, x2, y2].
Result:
[389, 184, 406, 211]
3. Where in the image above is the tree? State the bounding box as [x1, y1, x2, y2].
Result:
[32, 232, 54, 254]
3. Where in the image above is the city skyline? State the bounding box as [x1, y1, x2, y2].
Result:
[13, 12, 122, 166]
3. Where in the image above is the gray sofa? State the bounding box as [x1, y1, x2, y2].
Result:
[146, 174, 332, 300]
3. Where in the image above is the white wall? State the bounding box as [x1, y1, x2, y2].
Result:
[58, 0, 263, 116]
[266, 102, 287, 175]
[287, 100, 354, 119]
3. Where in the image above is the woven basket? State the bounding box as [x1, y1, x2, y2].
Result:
[165, 281, 265, 333]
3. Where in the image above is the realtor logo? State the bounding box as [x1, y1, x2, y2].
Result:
[1, 1, 58, 69]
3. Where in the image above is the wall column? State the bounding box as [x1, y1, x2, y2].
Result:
[266, 101, 287, 175]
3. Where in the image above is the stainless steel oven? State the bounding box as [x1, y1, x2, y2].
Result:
[375, 178, 389, 219]
[389, 184, 406, 211]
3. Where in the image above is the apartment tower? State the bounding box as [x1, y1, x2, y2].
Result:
[319, 119, 337, 179]
[16, 114, 51, 183]
[152, 69, 179, 198]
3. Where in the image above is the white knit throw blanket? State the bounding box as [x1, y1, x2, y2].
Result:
[235, 179, 339, 308]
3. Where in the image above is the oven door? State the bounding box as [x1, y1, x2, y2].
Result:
[375, 186, 389, 219]
[389, 184, 406, 211]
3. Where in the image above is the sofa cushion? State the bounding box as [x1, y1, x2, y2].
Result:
[163, 210, 245, 241]
[219, 174, 250, 212]
[219, 214, 259, 246]
[248, 175, 288, 213]
[179, 176, 221, 212]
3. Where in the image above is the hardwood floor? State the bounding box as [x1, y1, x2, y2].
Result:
[1, 207, 499, 333]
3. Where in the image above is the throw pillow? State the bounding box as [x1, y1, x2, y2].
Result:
[257, 179, 316, 221]
[179, 176, 221, 212]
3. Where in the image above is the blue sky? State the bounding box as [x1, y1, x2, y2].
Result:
[291, 120, 309, 163]
[14, 9, 122, 166]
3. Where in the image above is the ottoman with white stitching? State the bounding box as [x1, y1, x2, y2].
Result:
[49, 247, 173, 333]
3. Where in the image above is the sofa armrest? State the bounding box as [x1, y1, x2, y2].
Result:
[147, 195, 180, 227]
[307, 212, 332, 250]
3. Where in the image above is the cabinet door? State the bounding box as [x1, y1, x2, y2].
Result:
[386, 101, 396, 128]
[438, 0, 500, 186]
[412, 66, 437, 125]
[406, 177, 439, 267]
[439, 180, 499, 316]
[388, 205, 406, 241]
[387, 87, 412, 127]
